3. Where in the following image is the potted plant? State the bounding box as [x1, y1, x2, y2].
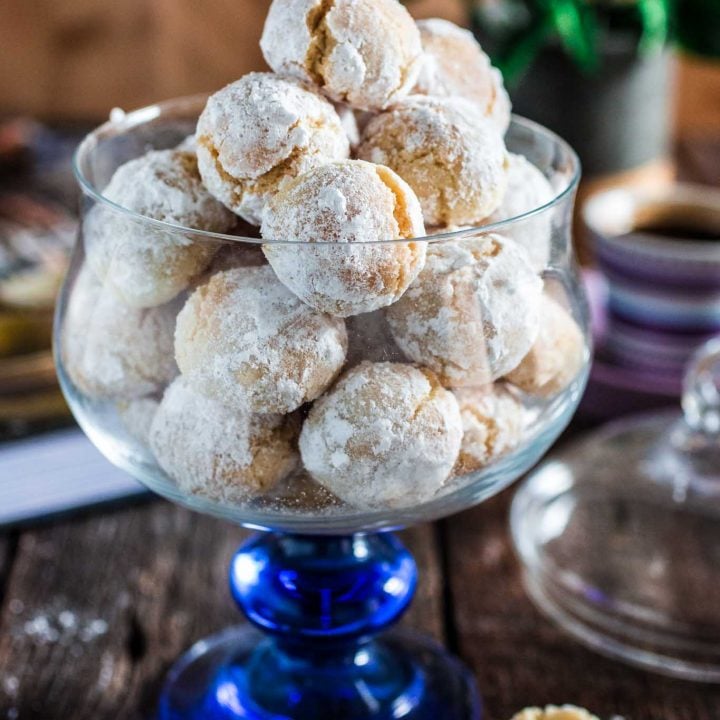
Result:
[469, 0, 673, 180]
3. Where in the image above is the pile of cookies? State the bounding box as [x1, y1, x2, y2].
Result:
[64, 0, 585, 513]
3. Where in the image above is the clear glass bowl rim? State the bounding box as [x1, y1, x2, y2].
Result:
[72, 93, 582, 246]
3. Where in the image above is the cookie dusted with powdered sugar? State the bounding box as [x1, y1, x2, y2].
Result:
[299, 362, 462, 509]
[506, 294, 585, 397]
[195, 72, 349, 225]
[150, 377, 299, 504]
[85, 149, 234, 308]
[386, 235, 542, 386]
[511, 706, 600, 720]
[175, 265, 348, 414]
[487, 153, 555, 273]
[62, 267, 178, 400]
[453, 384, 525, 475]
[413, 18, 511, 134]
[261, 160, 427, 317]
[260, 0, 423, 111]
[358, 96, 508, 227]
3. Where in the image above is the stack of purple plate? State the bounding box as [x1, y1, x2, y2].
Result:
[581, 184, 720, 420]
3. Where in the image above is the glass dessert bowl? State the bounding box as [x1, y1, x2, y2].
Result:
[54, 96, 587, 719]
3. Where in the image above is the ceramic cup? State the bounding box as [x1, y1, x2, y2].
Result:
[584, 183, 720, 382]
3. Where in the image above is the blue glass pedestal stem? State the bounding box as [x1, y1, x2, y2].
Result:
[158, 532, 481, 720]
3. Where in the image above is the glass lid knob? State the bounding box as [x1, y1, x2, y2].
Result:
[682, 337, 720, 436]
[661, 337, 720, 499]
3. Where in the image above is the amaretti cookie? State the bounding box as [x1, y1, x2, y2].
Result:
[511, 706, 599, 720]
[358, 96, 508, 226]
[505, 294, 585, 397]
[195, 72, 349, 225]
[262, 159, 427, 317]
[386, 235, 542, 386]
[175, 265, 348, 414]
[260, 0, 423, 111]
[488, 153, 554, 273]
[413, 18, 511, 134]
[453, 384, 525, 475]
[299, 362, 462, 509]
[150, 377, 299, 503]
[63, 267, 178, 400]
[85, 149, 233, 308]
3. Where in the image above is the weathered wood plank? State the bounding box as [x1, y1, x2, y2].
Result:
[0, 503, 445, 719]
[0, 501, 248, 719]
[399, 524, 446, 643]
[444, 487, 720, 720]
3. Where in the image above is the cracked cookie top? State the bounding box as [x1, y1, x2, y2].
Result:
[260, 0, 423, 111]
[358, 96, 509, 227]
[261, 159, 427, 317]
[413, 18, 511, 134]
[174, 265, 348, 414]
[299, 361, 462, 508]
[385, 234, 543, 386]
[195, 72, 349, 225]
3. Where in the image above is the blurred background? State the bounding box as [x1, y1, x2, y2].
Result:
[1, 1, 717, 137]
[0, 0, 719, 509]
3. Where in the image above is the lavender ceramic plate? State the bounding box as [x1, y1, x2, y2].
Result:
[580, 269, 678, 421]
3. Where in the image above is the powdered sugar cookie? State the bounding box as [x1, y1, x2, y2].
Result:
[262, 160, 426, 317]
[150, 377, 299, 503]
[511, 706, 600, 720]
[386, 235, 542, 386]
[261, 0, 423, 111]
[299, 362, 462, 509]
[175, 265, 348, 414]
[196, 72, 349, 225]
[506, 294, 585, 397]
[358, 96, 508, 226]
[414, 18, 511, 133]
[85, 149, 233, 308]
[487, 153, 554, 273]
[63, 267, 178, 400]
[453, 384, 525, 475]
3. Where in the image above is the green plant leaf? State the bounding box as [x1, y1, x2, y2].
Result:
[637, 0, 671, 54]
[471, 0, 675, 74]
[543, 0, 599, 72]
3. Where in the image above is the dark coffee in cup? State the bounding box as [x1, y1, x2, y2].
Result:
[626, 199, 720, 242]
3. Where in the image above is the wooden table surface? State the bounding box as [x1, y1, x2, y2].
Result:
[0, 482, 718, 720]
